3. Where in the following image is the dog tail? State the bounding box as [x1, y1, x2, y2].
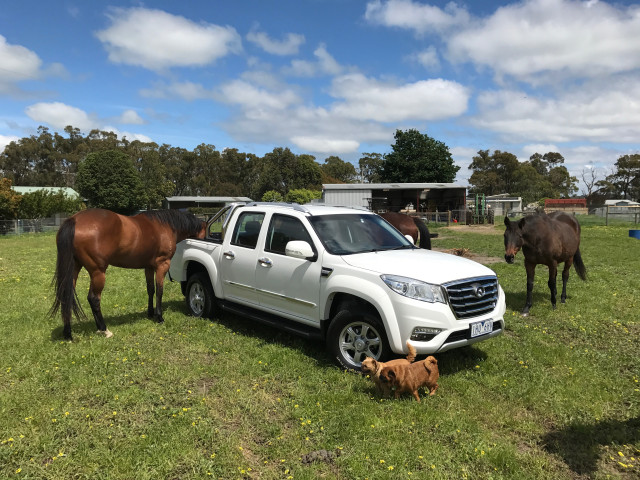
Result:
[405, 341, 417, 363]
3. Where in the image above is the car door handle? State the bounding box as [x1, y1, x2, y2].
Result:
[223, 250, 235, 259]
[258, 257, 272, 267]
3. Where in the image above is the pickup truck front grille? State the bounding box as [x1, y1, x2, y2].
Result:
[443, 276, 499, 319]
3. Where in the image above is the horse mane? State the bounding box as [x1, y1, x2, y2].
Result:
[139, 209, 202, 235]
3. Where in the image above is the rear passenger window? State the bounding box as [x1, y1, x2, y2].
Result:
[266, 214, 313, 255]
[231, 213, 265, 249]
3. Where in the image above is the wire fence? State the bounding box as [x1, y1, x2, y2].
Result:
[0, 216, 68, 236]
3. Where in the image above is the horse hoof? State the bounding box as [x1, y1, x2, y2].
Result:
[521, 312, 529, 317]
[98, 329, 114, 338]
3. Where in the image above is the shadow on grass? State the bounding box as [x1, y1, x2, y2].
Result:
[49, 299, 184, 341]
[542, 416, 640, 476]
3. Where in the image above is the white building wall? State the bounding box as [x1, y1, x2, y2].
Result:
[323, 189, 372, 208]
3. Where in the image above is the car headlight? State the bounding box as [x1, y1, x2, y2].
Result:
[381, 274, 446, 304]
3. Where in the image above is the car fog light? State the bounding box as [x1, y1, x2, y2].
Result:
[410, 327, 443, 341]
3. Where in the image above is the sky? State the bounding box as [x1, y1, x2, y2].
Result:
[1, 0, 640, 192]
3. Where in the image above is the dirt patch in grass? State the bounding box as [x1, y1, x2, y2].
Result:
[441, 224, 502, 235]
[433, 246, 503, 265]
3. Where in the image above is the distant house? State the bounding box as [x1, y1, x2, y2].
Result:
[11, 186, 80, 199]
[593, 199, 640, 220]
[544, 198, 588, 215]
[604, 199, 640, 207]
[484, 194, 523, 216]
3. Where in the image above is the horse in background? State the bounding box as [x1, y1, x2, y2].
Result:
[503, 211, 587, 316]
[379, 212, 433, 249]
[50, 209, 206, 340]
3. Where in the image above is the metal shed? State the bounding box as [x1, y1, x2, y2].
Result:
[321, 183, 467, 213]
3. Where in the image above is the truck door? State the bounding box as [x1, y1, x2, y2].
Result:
[254, 214, 321, 327]
[219, 211, 265, 307]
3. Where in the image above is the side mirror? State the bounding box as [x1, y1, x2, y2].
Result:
[285, 240, 316, 261]
[404, 234, 415, 244]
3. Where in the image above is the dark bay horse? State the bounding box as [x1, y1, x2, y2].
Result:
[50, 209, 206, 340]
[379, 212, 433, 249]
[504, 211, 587, 316]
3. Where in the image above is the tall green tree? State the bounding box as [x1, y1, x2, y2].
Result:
[601, 154, 640, 200]
[469, 150, 578, 204]
[320, 156, 357, 183]
[381, 129, 459, 183]
[76, 150, 145, 214]
[128, 140, 175, 209]
[468, 150, 519, 196]
[358, 152, 384, 183]
[256, 148, 322, 198]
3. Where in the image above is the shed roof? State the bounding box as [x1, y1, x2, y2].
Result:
[604, 199, 640, 206]
[11, 186, 80, 198]
[323, 182, 464, 190]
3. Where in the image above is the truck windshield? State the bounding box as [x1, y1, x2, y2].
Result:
[309, 214, 414, 255]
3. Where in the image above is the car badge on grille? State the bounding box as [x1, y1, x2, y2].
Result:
[472, 284, 485, 298]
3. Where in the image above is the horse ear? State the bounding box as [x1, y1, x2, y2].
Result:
[518, 217, 526, 229]
[504, 217, 511, 226]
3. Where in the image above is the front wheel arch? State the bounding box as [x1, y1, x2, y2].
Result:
[185, 272, 216, 319]
[326, 307, 391, 371]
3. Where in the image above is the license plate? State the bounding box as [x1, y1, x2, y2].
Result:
[471, 320, 493, 338]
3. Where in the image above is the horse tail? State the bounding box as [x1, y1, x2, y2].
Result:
[412, 217, 432, 250]
[49, 217, 86, 335]
[573, 248, 587, 281]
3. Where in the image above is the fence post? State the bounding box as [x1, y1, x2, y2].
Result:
[606, 205, 609, 226]
[447, 210, 451, 226]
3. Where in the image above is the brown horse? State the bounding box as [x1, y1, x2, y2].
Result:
[503, 211, 587, 316]
[379, 212, 433, 249]
[50, 209, 206, 340]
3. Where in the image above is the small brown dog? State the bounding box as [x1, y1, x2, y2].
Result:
[379, 356, 439, 402]
[361, 341, 416, 397]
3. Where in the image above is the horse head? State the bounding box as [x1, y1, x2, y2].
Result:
[503, 216, 526, 264]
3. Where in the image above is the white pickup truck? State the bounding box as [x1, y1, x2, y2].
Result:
[169, 202, 506, 369]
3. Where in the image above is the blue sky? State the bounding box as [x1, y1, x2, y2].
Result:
[2, 0, 640, 191]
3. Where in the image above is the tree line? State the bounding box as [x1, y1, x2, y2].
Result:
[1, 124, 638, 218]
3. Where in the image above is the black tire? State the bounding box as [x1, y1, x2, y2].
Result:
[185, 272, 215, 318]
[327, 308, 390, 370]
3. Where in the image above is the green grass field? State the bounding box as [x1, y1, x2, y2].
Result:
[0, 218, 638, 479]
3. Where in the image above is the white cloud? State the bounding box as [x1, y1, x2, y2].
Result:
[414, 46, 440, 69]
[365, 0, 470, 34]
[0, 35, 43, 93]
[0, 134, 20, 152]
[246, 30, 305, 55]
[117, 109, 145, 125]
[290, 137, 360, 154]
[101, 125, 152, 143]
[447, 0, 640, 82]
[473, 78, 640, 143]
[285, 44, 344, 77]
[217, 80, 302, 111]
[140, 81, 216, 101]
[95, 7, 242, 71]
[366, 0, 640, 84]
[216, 71, 469, 154]
[24, 102, 152, 143]
[330, 73, 469, 122]
[25, 102, 98, 131]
